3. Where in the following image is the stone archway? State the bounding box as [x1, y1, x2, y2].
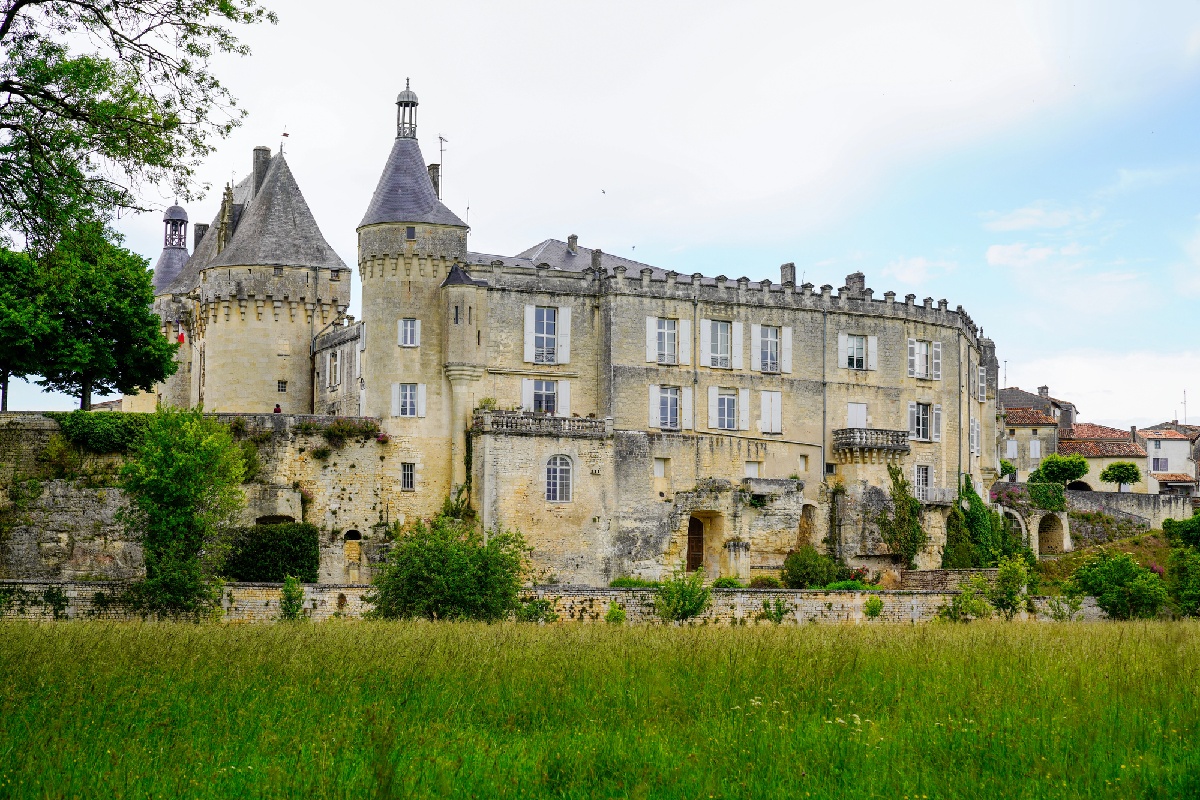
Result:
[1003, 510, 1027, 547]
[1067, 481, 1092, 492]
[1038, 514, 1067, 555]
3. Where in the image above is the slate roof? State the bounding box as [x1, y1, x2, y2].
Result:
[209, 154, 346, 270]
[359, 137, 466, 228]
[1002, 408, 1057, 426]
[1057, 440, 1145, 458]
[1151, 473, 1197, 483]
[440, 264, 486, 287]
[152, 246, 190, 293]
[1141, 429, 1191, 440]
[1060, 423, 1129, 440]
[999, 386, 1076, 411]
[512, 239, 755, 287]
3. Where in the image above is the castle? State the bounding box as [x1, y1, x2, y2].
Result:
[134, 84, 1002, 582]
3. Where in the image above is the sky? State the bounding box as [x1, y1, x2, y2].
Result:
[11, 0, 1200, 428]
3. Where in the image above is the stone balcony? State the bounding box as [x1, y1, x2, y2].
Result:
[831, 428, 910, 464]
[472, 410, 612, 438]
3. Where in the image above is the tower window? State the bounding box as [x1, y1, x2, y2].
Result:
[406, 226, 416, 240]
[454, 305, 459, 324]
[546, 455, 573, 502]
[330, 269, 340, 281]
[274, 266, 283, 276]
[277, 380, 287, 393]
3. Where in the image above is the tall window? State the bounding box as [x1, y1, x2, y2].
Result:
[657, 318, 678, 364]
[328, 352, 340, 386]
[401, 318, 418, 346]
[533, 380, 557, 414]
[760, 326, 780, 372]
[398, 383, 417, 417]
[659, 386, 680, 430]
[710, 320, 731, 368]
[914, 403, 930, 440]
[1030, 439, 1041, 459]
[1154, 440, 1162, 450]
[914, 465, 930, 501]
[716, 389, 737, 430]
[846, 335, 866, 370]
[1006, 439, 1017, 458]
[1153, 457, 1169, 471]
[546, 455, 572, 502]
[913, 340, 930, 378]
[401, 463, 415, 491]
[535, 307, 557, 364]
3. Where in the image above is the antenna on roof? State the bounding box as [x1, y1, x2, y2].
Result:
[438, 135, 448, 186]
[1185, 390, 1188, 425]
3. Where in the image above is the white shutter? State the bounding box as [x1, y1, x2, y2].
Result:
[908, 401, 918, 439]
[760, 391, 770, 433]
[738, 388, 750, 430]
[708, 386, 719, 429]
[932, 404, 942, 442]
[396, 319, 404, 346]
[907, 339, 917, 377]
[556, 306, 571, 364]
[1030, 439, 1041, 458]
[391, 383, 401, 417]
[731, 322, 743, 369]
[749, 324, 761, 372]
[648, 384, 660, 428]
[416, 384, 427, 417]
[682, 387, 693, 430]
[358, 388, 365, 417]
[976, 419, 982, 455]
[867, 336, 878, 371]
[646, 317, 657, 362]
[932, 341, 942, 380]
[523, 305, 535, 362]
[1007, 439, 1018, 459]
[558, 380, 571, 417]
[978, 367, 987, 399]
[699, 319, 711, 366]
[838, 333, 848, 370]
[679, 318, 691, 365]
[414, 319, 421, 347]
[521, 379, 534, 412]
[781, 326, 792, 373]
[969, 417, 975, 454]
[326, 352, 332, 386]
[770, 392, 782, 434]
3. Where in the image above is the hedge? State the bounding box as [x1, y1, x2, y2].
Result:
[43, 411, 151, 453]
[224, 523, 320, 583]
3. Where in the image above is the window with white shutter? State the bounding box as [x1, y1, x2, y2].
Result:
[681, 386, 693, 430]
[655, 318, 678, 364]
[738, 388, 750, 430]
[558, 380, 571, 417]
[759, 326, 780, 372]
[709, 320, 731, 367]
[395, 383, 418, 417]
[716, 388, 737, 430]
[648, 384, 660, 428]
[844, 334, 866, 370]
[731, 322, 743, 369]
[645, 317, 657, 363]
[1006, 439, 1018, 459]
[1030, 439, 1041, 459]
[931, 341, 942, 380]
[659, 386, 681, 430]
[761, 391, 782, 434]
[781, 327, 793, 373]
[911, 402, 930, 440]
[977, 367, 987, 399]
[556, 306, 571, 364]
[523, 306, 536, 363]
[932, 404, 942, 442]
[521, 379, 535, 412]
[908, 401, 918, 439]
[847, 402, 867, 429]
[678, 318, 691, 365]
[867, 336, 878, 370]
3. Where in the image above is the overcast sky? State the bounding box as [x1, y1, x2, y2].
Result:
[12, 0, 1200, 427]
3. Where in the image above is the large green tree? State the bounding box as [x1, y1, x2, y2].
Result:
[37, 222, 177, 409]
[0, 246, 54, 410]
[0, 0, 275, 251]
[1029, 453, 1089, 486]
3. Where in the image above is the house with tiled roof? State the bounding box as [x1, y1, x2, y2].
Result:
[1135, 428, 1198, 497]
[1000, 407, 1057, 482]
[998, 385, 1078, 428]
[1055, 437, 1148, 493]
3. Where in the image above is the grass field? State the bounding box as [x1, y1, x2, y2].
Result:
[1, 622, 1198, 799]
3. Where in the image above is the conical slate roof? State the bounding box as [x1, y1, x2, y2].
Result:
[359, 137, 466, 228]
[210, 154, 346, 270]
[152, 247, 190, 293]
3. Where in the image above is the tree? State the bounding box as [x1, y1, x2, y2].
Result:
[121, 407, 245, 617]
[989, 555, 1030, 621]
[999, 459, 1016, 477]
[876, 464, 928, 569]
[1071, 551, 1167, 620]
[781, 545, 841, 588]
[37, 223, 176, 409]
[0, 246, 54, 410]
[1030, 453, 1089, 487]
[0, 0, 275, 251]
[1099, 461, 1141, 492]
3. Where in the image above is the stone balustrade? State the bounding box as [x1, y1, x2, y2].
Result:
[473, 410, 612, 437]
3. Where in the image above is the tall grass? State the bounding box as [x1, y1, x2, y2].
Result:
[1, 622, 1198, 798]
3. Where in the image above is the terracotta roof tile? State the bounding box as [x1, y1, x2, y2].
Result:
[1057, 440, 1146, 458]
[1060, 422, 1129, 440]
[1002, 408, 1057, 426]
[1141, 429, 1190, 440]
[1151, 472, 1197, 483]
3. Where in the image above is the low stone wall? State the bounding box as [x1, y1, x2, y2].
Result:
[1064, 489, 1191, 530]
[0, 580, 1102, 623]
[900, 569, 998, 591]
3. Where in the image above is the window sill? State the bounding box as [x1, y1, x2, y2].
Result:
[399, 344, 419, 349]
[400, 488, 415, 493]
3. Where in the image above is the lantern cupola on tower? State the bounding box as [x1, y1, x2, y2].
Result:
[396, 78, 418, 139]
[163, 205, 188, 249]
[152, 204, 191, 294]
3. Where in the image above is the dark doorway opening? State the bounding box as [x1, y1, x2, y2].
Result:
[686, 517, 704, 572]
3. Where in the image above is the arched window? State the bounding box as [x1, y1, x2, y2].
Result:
[546, 455, 573, 502]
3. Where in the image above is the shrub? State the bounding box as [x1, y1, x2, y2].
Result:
[781, 545, 840, 589]
[321, 418, 379, 448]
[604, 602, 626, 624]
[366, 512, 527, 622]
[757, 597, 790, 624]
[1167, 547, 1200, 617]
[239, 440, 261, 483]
[654, 570, 712, 622]
[1032, 453, 1090, 486]
[941, 505, 974, 569]
[999, 459, 1016, 477]
[748, 575, 782, 589]
[515, 597, 559, 623]
[609, 577, 659, 589]
[876, 464, 927, 569]
[711, 577, 744, 589]
[38, 433, 82, 479]
[224, 523, 320, 583]
[824, 580, 879, 591]
[311, 446, 332, 461]
[1027, 481, 1066, 512]
[1071, 551, 1168, 620]
[863, 594, 884, 619]
[938, 575, 993, 623]
[279, 576, 305, 621]
[1163, 514, 1200, 549]
[989, 554, 1030, 621]
[44, 411, 150, 453]
[1046, 587, 1085, 622]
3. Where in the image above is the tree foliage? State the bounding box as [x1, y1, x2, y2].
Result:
[224, 523, 319, 583]
[366, 512, 528, 622]
[876, 464, 927, 569]
[989, 555, 1030, 621]
[1029, 454, 1089, 487]
[0, 246, 52, 409]
[999, 459, 1016, 477]
[654, 570, 712, 622]
[36, 223, 176, 408]
[0, 0, 276, 250]
[781, 545, 841, 589]
[1167, 547, 1200, 617]
[1099, 462, 1142, 491]
[1070, 551, 1168, 620]
[120, 407, 245, 617]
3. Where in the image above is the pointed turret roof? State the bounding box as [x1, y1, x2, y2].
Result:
[153, 247, 190, 293]
[359, 137, 466, 229]
[440, 263, 485, 287]
[209, 153, 346, 270]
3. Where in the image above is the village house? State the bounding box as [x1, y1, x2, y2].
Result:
[1056, 422, 1148, 492]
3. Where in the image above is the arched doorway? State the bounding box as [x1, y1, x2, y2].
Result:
[1038, 514, 1065, 555]
[1067, 481, 1092, 491]
[686, 517, 704, 572]
[344, 530, 363, 582]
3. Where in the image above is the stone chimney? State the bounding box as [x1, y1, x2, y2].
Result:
[1130, 425, 1138, 443]
[845, 272, 866, 297]
[1038, 386, 1050, 398]
[427, 164, 441, 198]
[780, 263, 796, 284]
[567, 234, 578, 255]
[591, 248, 603, 271]
[194, 223, 209, 250]
[252, 146, 271, 196]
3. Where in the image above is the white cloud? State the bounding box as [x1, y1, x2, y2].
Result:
[882, 256, 956, 285]
[985, 242, 1058, 268]
[982, 202, 1088, 231]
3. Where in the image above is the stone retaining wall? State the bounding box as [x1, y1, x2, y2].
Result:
[0, 580, 1102, 623]
[899, 569, 998, 591]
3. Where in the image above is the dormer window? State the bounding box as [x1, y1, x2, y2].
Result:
[330, 269, 340, 281]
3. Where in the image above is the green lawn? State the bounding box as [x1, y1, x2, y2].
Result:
[1, 621, 1197, 799]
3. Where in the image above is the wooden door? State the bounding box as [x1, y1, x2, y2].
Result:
[686, 517, 704, 572]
